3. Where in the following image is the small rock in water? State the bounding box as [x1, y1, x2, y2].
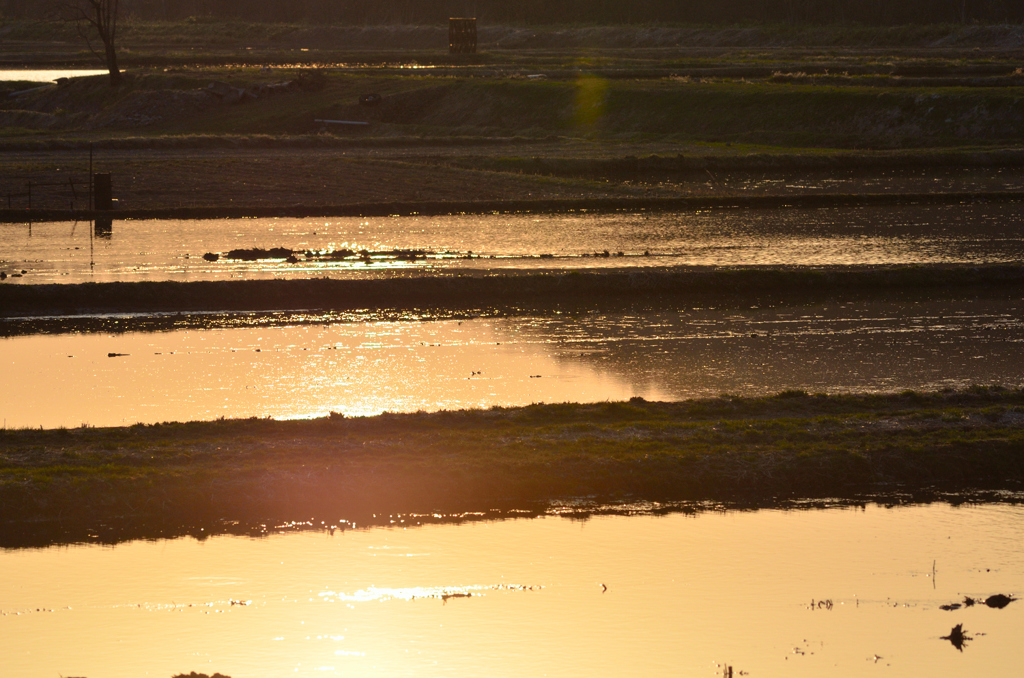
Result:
[202, 252, 219, 262]
[107, 352, 128, 358]
[963, 596, 976, 607]
[939, 603, 961, 611]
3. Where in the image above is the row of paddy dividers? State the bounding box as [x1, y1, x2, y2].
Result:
[1, 190, 1021, 224]
[2, 387, 1023, 547]
[4, 263, 1024, 323]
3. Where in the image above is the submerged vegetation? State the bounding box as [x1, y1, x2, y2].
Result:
[2, 387, 1023, 545]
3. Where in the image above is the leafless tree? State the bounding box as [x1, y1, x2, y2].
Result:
[56, 0, 122, 86]
[951, 0, 970, 23]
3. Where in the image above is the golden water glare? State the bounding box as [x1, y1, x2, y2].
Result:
[2, 505, 1023, 677]
[4, 298, 1024, 428]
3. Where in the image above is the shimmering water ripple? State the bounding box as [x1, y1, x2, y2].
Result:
[3, 203, 1023, 283]
[3, 297, 1024, 428]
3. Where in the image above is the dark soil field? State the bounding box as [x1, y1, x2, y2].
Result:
[3, 144, 1024, 213]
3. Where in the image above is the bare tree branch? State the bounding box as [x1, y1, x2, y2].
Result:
[54, 0, 122, 86]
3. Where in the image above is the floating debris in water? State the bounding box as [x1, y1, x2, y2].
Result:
[985, 594, 1015, 609]
[941, 623, 972, 651]
[224, 247, 294, 261]
[942, 593, 1015, 610]
[441, 592, 472, 604]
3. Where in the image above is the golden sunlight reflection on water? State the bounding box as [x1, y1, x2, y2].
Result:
[5, 297, 1024, 428]
[0, 319, 672, 428]
[1, 504, 1022, 677]
[4, 203, 1024, 284]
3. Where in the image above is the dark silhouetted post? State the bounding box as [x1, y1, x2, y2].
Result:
[93, 173, 112, 210]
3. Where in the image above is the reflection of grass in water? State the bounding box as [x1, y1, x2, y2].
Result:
[3, 386, 1024, 535]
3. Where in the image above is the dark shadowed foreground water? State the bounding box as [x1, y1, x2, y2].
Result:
[3, 297, 1024, 428]
[3, 203, 1024, 283]
[1, 503, 1022, 678]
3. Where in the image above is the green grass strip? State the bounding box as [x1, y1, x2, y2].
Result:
[2, 388, 1023, 535]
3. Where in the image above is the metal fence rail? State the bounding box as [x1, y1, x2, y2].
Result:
[2, 146, 99, 211]
[3, 177, 92, 210]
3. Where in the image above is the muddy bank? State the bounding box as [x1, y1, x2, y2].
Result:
[3, 263, 1024, 321]
[1, 190, 1021, 224]
[2, 388, 1023, 547]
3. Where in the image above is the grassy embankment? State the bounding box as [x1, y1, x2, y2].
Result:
[2, 387, 1023, 546]
[4, 264, 1024, 322]
[4, 20, 1024, 66]
[2, 71, 1023, 213]
[3, 21, 1023, 212]
[5, 68, 1024, 146]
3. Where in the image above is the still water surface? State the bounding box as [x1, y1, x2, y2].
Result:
[3, 203, 1023, 283]
[2, 504, 1022, 678]
[3, 298, 1023, 428]
[0, 69, 108, 83]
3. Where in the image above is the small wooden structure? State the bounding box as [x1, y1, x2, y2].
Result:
[449, 18, 477, 54]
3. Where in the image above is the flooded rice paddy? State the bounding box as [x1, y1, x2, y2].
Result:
[0, 69, 108, 83]
[3, 204, 1024, 678]
[3, 297, 1024, 428]
[2, 503, 1023, 678]
[3, 203, 1024, 283]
